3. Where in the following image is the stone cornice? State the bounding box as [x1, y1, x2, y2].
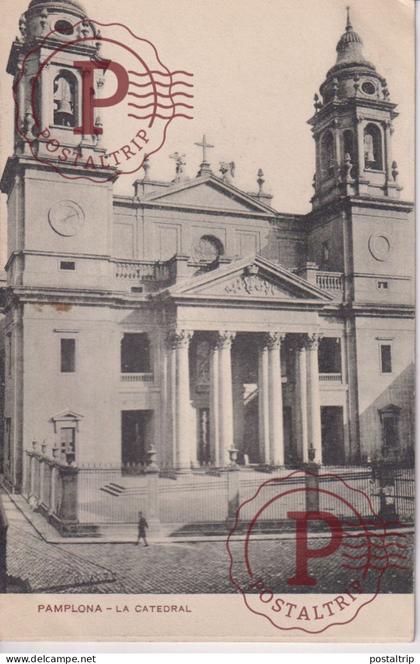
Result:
[4, 249, 113, 273]
[158, 293, 330, 312]
[113, 196, 307, 225]
[341, 302, 415, 319]
[0, 155, 116, 195]
[113, 198, 283, 221]
[3, 286, 412, 320]
[307, 195, 413, 226]
[1, 287, 149, 311]
[308, 97, 398, 128]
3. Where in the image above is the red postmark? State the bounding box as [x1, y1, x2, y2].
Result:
[14, 17, 194, 182]
[226, 468, 409, 634]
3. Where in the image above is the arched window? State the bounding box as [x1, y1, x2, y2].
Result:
[320, 131, 335, 178]
[53, 70, 78, 128]
[364, 123, 383, 170]
[343, 130, 354, 163]
[192, 235, 224, 262]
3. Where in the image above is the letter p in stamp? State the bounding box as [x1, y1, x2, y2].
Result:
[227, 469, 410, 634]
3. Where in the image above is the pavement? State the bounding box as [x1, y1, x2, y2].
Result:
[2, 490, 414, 595]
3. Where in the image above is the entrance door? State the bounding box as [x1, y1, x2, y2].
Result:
[121, 410, 151, 471]
[321, 406, 345, 465]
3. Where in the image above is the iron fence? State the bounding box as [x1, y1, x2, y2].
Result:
[23, 450, 414, 532]
[394, 466, 415, 521]
[158, 474, 229, 523]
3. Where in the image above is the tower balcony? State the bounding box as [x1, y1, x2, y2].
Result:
[113, 259, 171, 293]
[112, 254, 235, 294]
[296, 263, 343, 301]
[315, 271, 343, 296]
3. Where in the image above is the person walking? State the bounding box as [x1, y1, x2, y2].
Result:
[136, 511, 149, 547]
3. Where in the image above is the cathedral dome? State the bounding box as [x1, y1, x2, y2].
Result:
[334, 10, 370, 68]
[28, 0, 87, 15]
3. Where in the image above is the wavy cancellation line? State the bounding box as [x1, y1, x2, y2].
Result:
[127, 113, 194, 120]
[128, 91, 194, 99]
[128, 102, 194, 110]
[128, 69, 194, 77]
[129, 80, 194, 88]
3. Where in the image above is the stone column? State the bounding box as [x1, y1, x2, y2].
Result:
[209, 340, 220, 466]
[59, 466, 79, 526]
[39, 458, 46, 507]
[233, 380, 245, 459]
[168, 329, 193, 472]
[266, 332, 285, 466]
[16, 58, 26, 134]
[216, 331, 236, 467]
[356, 118, 365, 179]
[306, 333, 322, 464]
[227, 466, 240, 521]
[383, 120, 393, 183]
[145, 449, 161, 535]
[334, 127, 342, 171]
[40, 63, 51, 132]
[49, 466, 57, 516]
[258, 340, 270, 464]
[294, 337, 309, 463]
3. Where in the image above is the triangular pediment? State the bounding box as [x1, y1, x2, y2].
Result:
[51, 409, 83, 422]
[142, 175, 275, 214]
[163, 256, 333, 303]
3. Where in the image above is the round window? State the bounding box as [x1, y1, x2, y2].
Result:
[361, 81, 376, 95]
[192, 235, 224, 262]
[55, 20, 74, 35]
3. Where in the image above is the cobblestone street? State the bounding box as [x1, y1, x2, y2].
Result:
[3, 494, 414, 595]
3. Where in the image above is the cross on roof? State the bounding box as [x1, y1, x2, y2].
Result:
[346, 6, 352, 30]
[194, 134, 214, 163]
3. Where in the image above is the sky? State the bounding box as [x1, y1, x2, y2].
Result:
[0, 0, 414, 238]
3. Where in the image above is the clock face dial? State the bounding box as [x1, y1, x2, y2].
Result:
[48, 200, 85, 237]
[368, 233, 391, 262]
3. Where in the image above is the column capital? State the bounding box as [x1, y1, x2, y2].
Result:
[167, 328, 193, 350]
[261, 331, 285, 351]
[214, 331, 236, 350]
[303, 332, 322, 350]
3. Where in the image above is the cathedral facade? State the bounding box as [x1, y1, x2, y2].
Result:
[0, 0, 414, 497]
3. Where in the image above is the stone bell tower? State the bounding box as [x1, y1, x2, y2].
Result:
[306, 9, 414, 465]
[0, 0, 120, 491]
[309, 8, 402, 209]
[1, 0, 116, 287]
[8, 0, 108, 163]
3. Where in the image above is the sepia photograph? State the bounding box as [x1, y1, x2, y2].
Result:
[0, 0, 414, 642]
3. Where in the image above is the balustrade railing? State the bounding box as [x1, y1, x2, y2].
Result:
[113, 260, 170, 282]
[319, 373, 342, 383]
[316, 271, 343, 292]
[120, 373, 154, 383]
